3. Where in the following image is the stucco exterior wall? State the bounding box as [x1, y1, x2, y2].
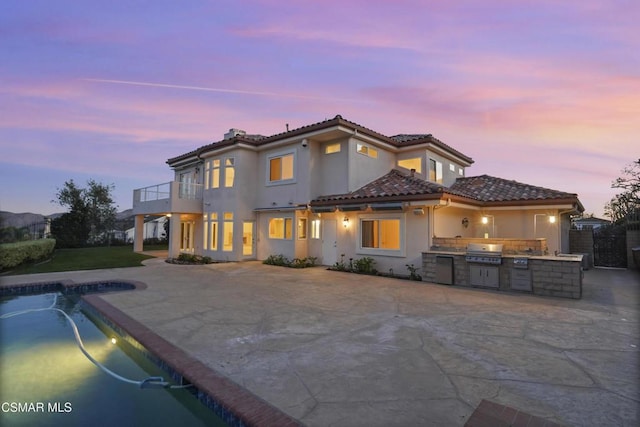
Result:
[347, 138, 395, 191]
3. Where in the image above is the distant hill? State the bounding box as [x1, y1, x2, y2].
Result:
[0, 211, 52, 228]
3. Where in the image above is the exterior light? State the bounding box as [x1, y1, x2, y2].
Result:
[166, 213, 172, 218]
[549, 215, 556, 224]
[343, 216, 349, 228]
[481, 215, 495, 238]
[111, 337, 117, 345]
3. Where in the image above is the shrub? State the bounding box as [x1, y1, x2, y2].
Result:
[406, 264, 422, 281]
[332, 254, 349, 271]
[0, 239, 56, 271]
[263, 254, 317, 268]
[169, 253, 212, 264]
[352, 257, 377, 274]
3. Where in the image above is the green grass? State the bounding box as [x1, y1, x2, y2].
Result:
[3, 246, 156, 275]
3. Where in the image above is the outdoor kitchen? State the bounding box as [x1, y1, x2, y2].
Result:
[423, 237, 584, 299]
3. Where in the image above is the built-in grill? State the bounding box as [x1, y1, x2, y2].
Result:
[465, 243, 504, 265]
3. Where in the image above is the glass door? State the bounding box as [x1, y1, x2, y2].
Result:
[242, 221, 254, 257]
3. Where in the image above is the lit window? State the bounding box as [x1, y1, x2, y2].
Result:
[225, 158, 235, 188]
[429, 159, 443, 184]
[269, 218, 293, 239]
[269, 153, 294, 182]
[212, 159, 220, 188]
[204, 162, 211, 190]
[397, 158, 422, 173]
[298, 218, 307, 239]
[361, 219, 400, 250]
[203, 214, 208, 250]
[356, 143, 378, 158]
[325, 143, 341, 154]
[209, 213, 218, 250]
[223, 212, 233, 251]
[311, 219, 320, 239]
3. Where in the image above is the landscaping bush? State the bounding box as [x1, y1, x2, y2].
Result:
[166, 253, 213, 265]
[331, 254, 377, 274]
[0, 239, 56, 271]
[263, 254, 317, 268]
[406, 264, 422, 281]
[352, 257, 377, 274]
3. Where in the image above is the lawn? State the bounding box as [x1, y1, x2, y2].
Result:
[3, 246, 158, 275]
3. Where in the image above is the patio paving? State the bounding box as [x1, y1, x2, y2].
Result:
[2, 261, 639, 426]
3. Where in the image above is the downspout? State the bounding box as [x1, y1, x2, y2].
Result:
[557, 206, 578, 254]
[430, 198, 451, 249]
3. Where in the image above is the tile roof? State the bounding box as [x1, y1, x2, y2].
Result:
[449, 175, 580, 203]
[312, 169, 448, 205]
[311, 170, 583, 210]
[167, 115, 474, 165]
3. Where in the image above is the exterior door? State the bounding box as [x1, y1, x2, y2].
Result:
[242, 221, 255, 257]
[180, 221, 195, 253]
[321, 219, 337, 266]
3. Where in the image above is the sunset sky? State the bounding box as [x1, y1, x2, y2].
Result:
[1, 0, 638, 217]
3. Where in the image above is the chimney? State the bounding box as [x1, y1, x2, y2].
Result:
[224, 128, 246, 139]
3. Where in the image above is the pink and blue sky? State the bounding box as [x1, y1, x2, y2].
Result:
[1, 0, 638, 217]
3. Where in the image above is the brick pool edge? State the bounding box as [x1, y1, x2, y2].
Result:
[82, 292, 302, 427]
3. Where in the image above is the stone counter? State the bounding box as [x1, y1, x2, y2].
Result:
[422, 252, 583, 299]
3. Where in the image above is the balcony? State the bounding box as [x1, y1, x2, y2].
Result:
[132, 181, 203, 215]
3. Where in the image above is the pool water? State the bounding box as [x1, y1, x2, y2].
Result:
[0, 293, 227, 427]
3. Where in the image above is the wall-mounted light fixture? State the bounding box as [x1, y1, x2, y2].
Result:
[461, 217, 469, 228]
[166, 213, 172, 218]
[534, 213, 557, 237]
[343, 216, 349, 228]
[413, 208, 425, 215]
[481, 215, 495, 238]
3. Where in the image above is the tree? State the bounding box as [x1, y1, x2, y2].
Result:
[605, 159, 640, 224]
[50, 179, 117, 247]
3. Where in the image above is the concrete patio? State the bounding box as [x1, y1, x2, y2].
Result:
[2, 260, 639, 426]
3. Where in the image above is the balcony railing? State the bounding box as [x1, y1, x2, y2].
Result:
[133, 181, 203, 214]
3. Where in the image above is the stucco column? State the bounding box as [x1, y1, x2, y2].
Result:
[168, 215, 181, 258]
[133, 215, 144, 252]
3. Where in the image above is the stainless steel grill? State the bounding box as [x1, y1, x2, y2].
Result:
[465, 243, 503, 265]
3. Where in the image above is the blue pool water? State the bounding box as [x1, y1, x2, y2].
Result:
[0, 292, 228, 427]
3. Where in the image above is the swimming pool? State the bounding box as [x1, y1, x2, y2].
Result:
[0, 291, 228, 427]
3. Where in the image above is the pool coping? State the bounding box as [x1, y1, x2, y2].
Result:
[1, 279, 302, 427]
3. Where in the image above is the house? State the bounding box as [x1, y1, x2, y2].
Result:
[132, 115, 584, 273]
[125, 215, 167, 242]
[571, 216, 611, 230]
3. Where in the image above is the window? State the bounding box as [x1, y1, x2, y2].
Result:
[269, 218, 292, 239]
[361, 219, 401, 250]
[212, 159, 220, 188]
[223, 212, 233, 251]
[269, 153, 294, 182]
[449, 163, 455, 172]
[311, 219, 320, 239]
[325, 143, 341, 154]
[356, 143, 378, 158]
[298, 218, 307, 239]
[397, 157, 422, 173]
[204, 162, 211, 190]
[224, 158, 235, 188]
[209, 213, 218, 250]
[203, 214, 208, 249]
[429, 159, 443, 184]
[458, 167, 464, 176]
